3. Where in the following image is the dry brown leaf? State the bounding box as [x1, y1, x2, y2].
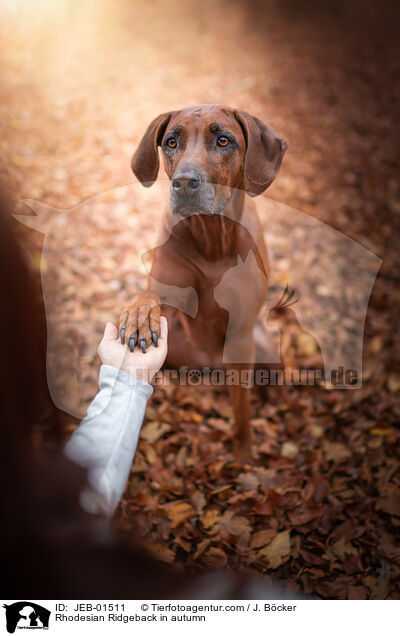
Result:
[281, 441, 299, 459]
[250, 417, 269, 429]
[190, 490, 207, 515]
[162, 501, 195, 528]
[322, 440, 351, 463]
[207, 417, 231, 433]
[370, 581, 389, 600]
[250, 529, 276, 549]
[190, 411, 204, 423]
[368, 335, 384, 353]
[288, 505, 322, 526]
[141, 420, 171, 443]
[193, 538, 212, 560]
[369, 427, 394, 437]
[201, 508, 222, 529]
[376, 485, 400, 517]
[252, 530, 291, 569]
[174, 537, 192, 552]
[175, 445, 187, 469]
[387, 373, 400, 393]
[331, 538, 358, 561]
[348, 586, 367, 600]
[379, 536, 400, 565]
[259, 440, 279, 456]
[200, 547, 228, 569]
[145, 543, 175, 564]
[217, 512, 251, 545]
[143, 443, 158, 465]
[236, 472, 259, 492]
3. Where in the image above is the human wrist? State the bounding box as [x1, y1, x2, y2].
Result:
[121, 365, 156, 384]
[99, 364, 154, 393]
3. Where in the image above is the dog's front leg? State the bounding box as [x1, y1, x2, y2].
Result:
[230, 380, 252, 461]
[223, 322, 256, 461]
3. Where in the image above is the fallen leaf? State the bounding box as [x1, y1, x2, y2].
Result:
[281, 441, 299, 459]
[161, 501, 195, 528]
[145, 543, 175, 564]
[250, 529, 276, 549]
[322, 440, 351, 462]
[193, 538, 212, 560]
[369, 427, 394, 436]
[376, 485, 400, 517]
[141, 420, 171, 443]
[331, 538, 358, 561]
[348, 586, 366, 600]
[368, 335, 383, 353]
[200, 547, 228, 569]
[252, 530, 291, 569]
[387, 374, 400, 393]
[143, 443, 157, 465]
[174, 537, 192, 552]
[370, 581, 389, 600]
[217, 512, 251, 545]
[236, 472, 259, 492]
[379, 535, 400, 565]
[288, 505, 322, 526]
[207, 417, 231, 433]
[201, 508, 222, 529]
[190, 490, 206, 515]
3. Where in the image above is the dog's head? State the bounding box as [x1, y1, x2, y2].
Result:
[131, 104, 287, 216]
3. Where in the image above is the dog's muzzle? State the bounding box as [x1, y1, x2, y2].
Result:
[172, 169, 202, 195]
[170, 169, 224, 216]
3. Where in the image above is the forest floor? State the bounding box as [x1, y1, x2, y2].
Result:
[1, 0, 399, 599]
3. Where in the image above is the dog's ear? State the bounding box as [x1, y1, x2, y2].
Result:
[234, 110, 287, 196]
[131, 111, 174, 187]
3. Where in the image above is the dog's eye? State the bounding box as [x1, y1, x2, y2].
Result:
[217, 136, 230, 147]
[166, 138, 177, 148]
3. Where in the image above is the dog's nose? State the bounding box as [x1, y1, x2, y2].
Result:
[172, 169, 202, 194]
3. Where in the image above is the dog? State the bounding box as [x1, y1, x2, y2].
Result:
[119, 104, 287, 457]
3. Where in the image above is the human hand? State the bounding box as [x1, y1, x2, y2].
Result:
[98, 316, 168, 384]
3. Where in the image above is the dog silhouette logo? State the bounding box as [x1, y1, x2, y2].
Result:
[3, 602, 50, 634]
[13, 184, 382, 413]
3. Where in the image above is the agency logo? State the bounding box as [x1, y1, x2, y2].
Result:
[3, 602, 50, 634]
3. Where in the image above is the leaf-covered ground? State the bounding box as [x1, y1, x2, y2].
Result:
[1, 0, 399, 599]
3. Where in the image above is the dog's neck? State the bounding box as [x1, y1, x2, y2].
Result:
[183, 189, 245, 261]
[184, 214, 236, 261]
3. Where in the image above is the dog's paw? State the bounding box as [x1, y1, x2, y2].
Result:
[119, 290, 161, 353]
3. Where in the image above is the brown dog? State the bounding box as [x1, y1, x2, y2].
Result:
[119, 104, 287, 457]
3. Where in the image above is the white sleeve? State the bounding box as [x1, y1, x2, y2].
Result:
[64, 364, 153, 517]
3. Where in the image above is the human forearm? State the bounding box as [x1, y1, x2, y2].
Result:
[64, 364, 153, 516]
